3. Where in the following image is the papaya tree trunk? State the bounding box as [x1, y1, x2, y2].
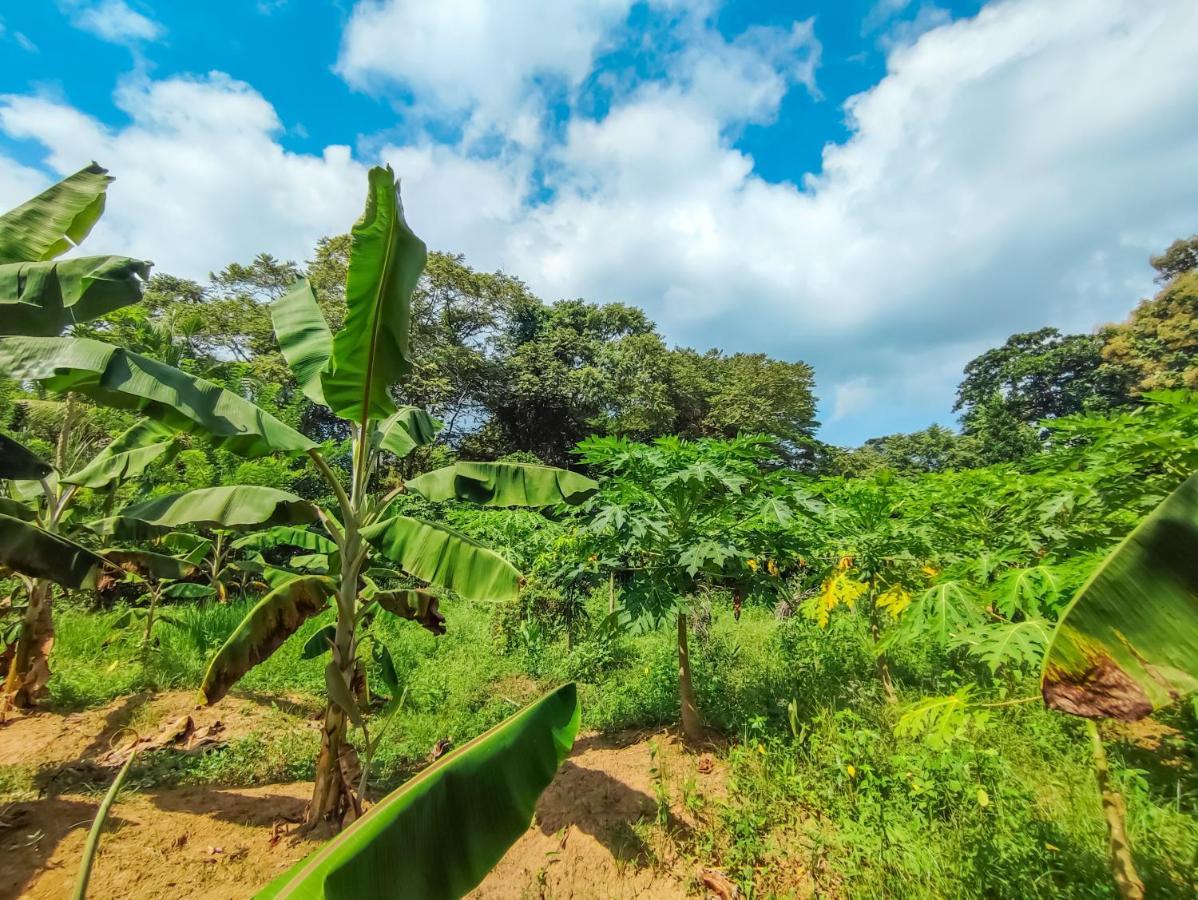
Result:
[3, 580, 55, 709]
[677, 611, 702, 742]
[868, 575, 897, 704]
[1088, 720, 1145, 900]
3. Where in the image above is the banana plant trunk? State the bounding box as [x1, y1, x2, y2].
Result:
[1088, 721, 1145, 900]
[305, 500, 364, 832]
[677, 611, 703, 742]
[3, 580, 54, 709]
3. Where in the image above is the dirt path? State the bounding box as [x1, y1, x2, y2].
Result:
[1, 698, 726, 899]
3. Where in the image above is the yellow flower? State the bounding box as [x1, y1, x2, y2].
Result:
[766, 559, 780, 577]
[921, 564, 939, 577]
[846, 764, 857, 778]
[976, 787, 990, 808]
[837, 555, 854, 571]
[747, 558, 759, 572]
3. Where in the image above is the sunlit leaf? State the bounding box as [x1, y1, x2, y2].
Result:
[320, 166, 427, 423]
[257, 683, 579, 900]
[1042, 471, 1198, 720]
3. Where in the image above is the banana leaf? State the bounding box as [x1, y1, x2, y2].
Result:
[406, 462, 598, 507]
[0, 256, 152, 336]
[371, 588, 446, 635]
[362, 515, 521, 603]
[376, 406, 441, 458]
[200, 575, 336, 704]
[162, 582, 215, 600]
[320, 166, 427, 423]
[100, 548, 198, 581]
[257, 682, 579, 899]
[0, 497, 36, 521]
[1042, 471, 1198, 720]
[112, 486, 318, 533]
[0, 432, 52, 481]
[61, 419, 178, 489]
[272, 279, 332, 406]
[0, 513, 105, 588]
[0, 336, 314, 456]
[231, 526, 337, 555]
[0, 162, 111, 263]
[162, 532, 214, 565]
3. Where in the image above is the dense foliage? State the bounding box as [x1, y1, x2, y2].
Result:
[2, 169, 1197, 898]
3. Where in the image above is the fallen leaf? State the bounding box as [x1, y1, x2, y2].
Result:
[700, 867, 739, 900]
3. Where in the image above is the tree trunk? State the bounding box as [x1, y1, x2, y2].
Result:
[141, 589, 159, 654]
[608, 572, 616, 614]
[677, 612, 702, 743]
[1088, 720, 1145, 900]
[3, 581, 54, 709]
[868, 576, 897, 704]
[304, 522, 363, 833]
[306, 701, 359, 833]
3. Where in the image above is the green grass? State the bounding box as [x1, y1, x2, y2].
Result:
[32, 592, 1198, 898]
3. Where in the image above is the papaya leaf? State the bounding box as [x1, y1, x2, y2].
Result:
[362, 515, 522, 603]
[0, 336, 314, 456]
[0, 257, 152, 336]
[257, 683, 579, 900]
[0, 162, 111, 263]
[0, 432, 52, 481]
[1043, 471, 1198, 721]
[271, 279, 332, 406]
[0, 514, 105, 588]
[61, 419, 178, 490]
[406, 462, 598, 508]
[113, 486, 318, 533]
[200, 575, 336, 704]
[320, 166, 427, 423]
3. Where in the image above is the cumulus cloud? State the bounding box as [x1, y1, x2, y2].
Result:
[2, 0, 1196, 444]
[66, 0, 163, 44]
[337, 0, 635, 145]
[0, 74, 365, 276]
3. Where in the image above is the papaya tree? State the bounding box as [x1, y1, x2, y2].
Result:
[0, 165, 597, 829]
[575, 434, 792, 742]
[1041, 470, 1198, 900]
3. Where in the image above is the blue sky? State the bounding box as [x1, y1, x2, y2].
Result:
[1, 0, 1195, 445]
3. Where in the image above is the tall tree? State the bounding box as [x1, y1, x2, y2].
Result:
[954, 327, 1129, 436]
[1100, 270, 1198, 396]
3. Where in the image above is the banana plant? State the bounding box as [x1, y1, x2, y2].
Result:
[0, 162, 151, 335]
[0, 166, 597, 829]
[0, 421, 179, 707]
[1041, 470, 1198, 900]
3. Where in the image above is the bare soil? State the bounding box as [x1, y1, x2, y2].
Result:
[1, 696, 729, 899]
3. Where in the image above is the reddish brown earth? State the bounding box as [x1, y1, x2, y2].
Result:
[1, 695, 729, 899]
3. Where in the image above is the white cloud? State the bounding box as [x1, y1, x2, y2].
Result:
[3, 0, 1197, 445]
[0, 74, 365, 276]
[337, 0, 635, 145]
[67, 0, 163, 44]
